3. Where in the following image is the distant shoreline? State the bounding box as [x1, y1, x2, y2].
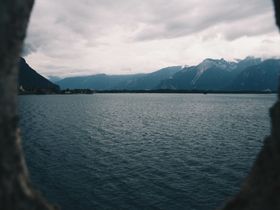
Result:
[18, 89, 277, 95]
[95, 90, 277, 94]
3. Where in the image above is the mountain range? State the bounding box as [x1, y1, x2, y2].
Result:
[55, 57, 280, 92]
[56, 66, 182, 90]
[18, 57, 280, 92]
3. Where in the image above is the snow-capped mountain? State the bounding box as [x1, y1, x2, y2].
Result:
[158, 57, 264, 90]
[53, 56, 279, 91]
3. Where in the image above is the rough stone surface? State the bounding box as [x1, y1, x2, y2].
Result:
[220, 2, 280, 209]
[0, 0, 280, 210]
[0, 0, 56, 209]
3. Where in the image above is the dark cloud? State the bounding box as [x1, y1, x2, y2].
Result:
[21, 42, 37, 56]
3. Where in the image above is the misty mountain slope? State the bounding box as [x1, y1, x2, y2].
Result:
[55, 57, 279, 91]
[19, 57, 59, 91]
[230, 59, 280, 91]
[47, 76, 63, 83]
[114, 66, 182, 90]
[158, 66, 198, 89]
[158, 57, 263, 90]
[192, 67, 234, 90]
[57, 74, 143, 90]
[234, 57, 262, 75]
[56, 66, 181, 90]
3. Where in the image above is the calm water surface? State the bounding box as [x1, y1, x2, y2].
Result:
[19, 94, 276, 210]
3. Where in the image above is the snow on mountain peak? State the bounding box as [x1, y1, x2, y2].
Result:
[191, 58, 237, 85]
[181, 65, 188, 69]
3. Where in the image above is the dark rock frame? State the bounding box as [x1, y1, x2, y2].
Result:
[0, 1, 279, 209]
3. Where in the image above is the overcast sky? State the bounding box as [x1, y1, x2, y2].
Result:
[23, 0, 280, 77]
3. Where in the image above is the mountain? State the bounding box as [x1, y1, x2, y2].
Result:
[158, 57, 262, 90]
[18, 57, 60, 92]
[56, 74, 143, 90]
[47, 76, 63, 83]
[47, 57, 280, 92]
[114, 66, 182, 90]
[230, 59, 280, 91]
[56, 66, 181, 90]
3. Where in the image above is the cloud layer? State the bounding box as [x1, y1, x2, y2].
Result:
[24, 0, 280, 77]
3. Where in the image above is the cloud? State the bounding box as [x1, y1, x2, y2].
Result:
[23, 0, 280, 77]
[22, 42, 37, 56]
[134, 0, 274, 40]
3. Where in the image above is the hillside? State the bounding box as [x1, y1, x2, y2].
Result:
[158, 57, 262, 90]
[56, 66, 181, 90]
[18, 57, 60, 93]
[230, 59, 280, 91]
[51, 57, 280, 92]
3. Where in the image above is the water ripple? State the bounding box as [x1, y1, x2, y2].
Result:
[19, 94, 276, 210]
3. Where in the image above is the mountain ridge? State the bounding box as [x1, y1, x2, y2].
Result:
[18, 57, 60, 93]
[56, 66, 182, 90]
[20, 57, 280, 92]
[158, 57, 265, 91]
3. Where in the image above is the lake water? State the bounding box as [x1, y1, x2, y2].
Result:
[18, 94, 276, 210]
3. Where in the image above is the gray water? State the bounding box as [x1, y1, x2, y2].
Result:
[19, 94, 276, 210]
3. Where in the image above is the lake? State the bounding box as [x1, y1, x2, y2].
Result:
[18, 94, 276, 210]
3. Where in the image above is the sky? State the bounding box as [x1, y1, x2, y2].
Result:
[23, 0, 280, 77]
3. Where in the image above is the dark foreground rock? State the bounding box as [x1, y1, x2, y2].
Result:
[0, 0, 56, 209]
[221, 100, 280, 210]
[0, 0, 280, 210]
[220, 1, 280, 209]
